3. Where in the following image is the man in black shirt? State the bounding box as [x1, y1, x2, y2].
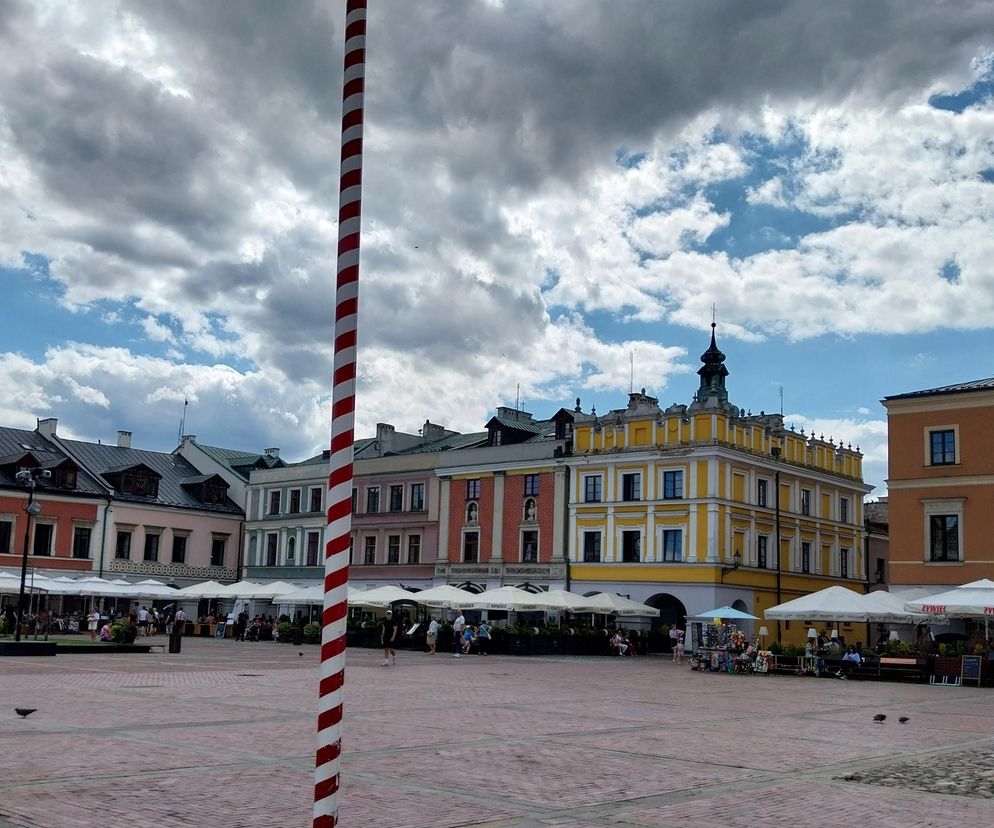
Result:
[381, 609, 398, 666]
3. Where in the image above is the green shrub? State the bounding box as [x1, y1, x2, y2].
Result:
[303, 622, 321, 644]
[276, 621, 294, 641]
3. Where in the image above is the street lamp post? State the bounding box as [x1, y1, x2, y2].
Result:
[771, 446, 782, 643]
[14, 468, 49, 643]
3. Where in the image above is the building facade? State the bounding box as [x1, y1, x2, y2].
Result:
[883, 378, 994, 589]
[564, 327, 872, 637]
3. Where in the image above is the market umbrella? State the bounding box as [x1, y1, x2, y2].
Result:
[174, 580, 229, 599]
[242, 581, 300, 600]
[454, 585, 551, 611]
[693, 605, 760, 621]
[582, 592, 660, 617]
[538, 589, 597, 611]
[764, 585, 868, 622]
[904, 583, 994, 617]
[278, 584, 363, 605]
[859, 590, 928, 624]
[409, 584, 478, 608]
[350, 585, 416, 607]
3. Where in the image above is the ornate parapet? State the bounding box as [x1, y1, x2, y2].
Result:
[108, 559, 238, 582]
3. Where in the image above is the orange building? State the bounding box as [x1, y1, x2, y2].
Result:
[883, 378, 994, 588]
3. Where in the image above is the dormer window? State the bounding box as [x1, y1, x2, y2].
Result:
[123, 468, 158, 497]
[54, 467, 77, 490]
[491, 429, 503, 447]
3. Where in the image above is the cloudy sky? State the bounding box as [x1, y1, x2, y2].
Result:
[2, 1, 993, 497]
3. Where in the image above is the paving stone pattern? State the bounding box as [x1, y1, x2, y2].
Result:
[1, 640, 993, 827]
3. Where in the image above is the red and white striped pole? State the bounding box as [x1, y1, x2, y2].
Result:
[315, 1, 366, 825]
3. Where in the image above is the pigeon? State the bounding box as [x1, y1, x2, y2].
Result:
[15, 708, 36, 719]
[299, 652, 304, 657]
[898, 716, 909, 724]
[873, 714, 886, 723]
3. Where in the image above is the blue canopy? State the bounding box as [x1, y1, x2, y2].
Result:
[693, 605, 759, 621]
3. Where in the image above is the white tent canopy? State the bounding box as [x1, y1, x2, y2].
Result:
[174, 580, 229, 599]
[860, 590, 928, 623]
[764, 586, 868, 622]
[277, 584, 363, 606]
[536, 589, 598, 612]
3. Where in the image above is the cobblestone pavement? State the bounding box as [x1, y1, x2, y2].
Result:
[1, 640, 993, 827]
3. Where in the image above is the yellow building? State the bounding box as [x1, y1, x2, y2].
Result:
[563, 325, 872, 643]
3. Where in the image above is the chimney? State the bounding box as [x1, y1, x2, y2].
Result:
[181, 434, 196, 447]
[375, 423, 395, 455]
[421, 420, 446, 442]
[117, 431, 132, 448]
[37, 418, 58, 439]
[264, 447, 280, 459]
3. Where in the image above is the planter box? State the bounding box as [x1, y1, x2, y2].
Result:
[0, 641, 57, 657]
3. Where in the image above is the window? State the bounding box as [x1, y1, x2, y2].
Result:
[661, 529, 682, 562]
[801, 541, 811, 573]
[582, 532, 601, 562]
[266, 535, 278, 566]
[201, 481, 227, 505]
[115, 530, 132, 560]
[121, 468, 158, 497]
[351, 488, 357, 514]
[929, 515, 959, 561]
[463, 531, 479, 563]
[172, 535, 187, 564]
[840, 497, 849, 524]
[387, 535, 400, 564]
[0, 520, 11, 554]
[757, 479, 768, 507]
[363, 536, 376, 565]
[757, 536, 768, 569]
[366, 487, 380, 514]
[621, 473, 641, 502]
[410, 483, 424, 511]
[143, 533, 160, 562]
[307, 532, 320, 566]
[621, 531, 641, 562]
[286, 536, 296, 561]
[289, 489, 301, 514]
[840, 548, 849, 578]
[524, 474, 539, 496]
[268, 491, 281, 515]
[407, 535, 421, 564]
[522, 530, 538, 562]
[211, 537, 227, 567]
[55, 467, 77, 490]
[72, 526, 92, 559]
[662, 470, 683, 500]
[389, 485, 403, 512]
[930, 429, 956, 466]
[583, 475, 602, 503]
[310, 487, 323, 513]
[800, 489, 812, 517]
[33, 524, 53, 556]
[466, 479, 481, 499]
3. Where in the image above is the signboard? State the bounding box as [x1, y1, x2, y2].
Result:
[961, 655, 982, 686]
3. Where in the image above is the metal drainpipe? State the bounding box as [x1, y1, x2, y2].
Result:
[97, 496, 112, 579]
[563, 461, 572, 591]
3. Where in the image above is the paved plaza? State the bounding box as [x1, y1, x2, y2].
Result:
[1, 639, 994, 827]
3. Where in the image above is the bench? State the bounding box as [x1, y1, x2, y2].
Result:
[878, 656, 929, 683]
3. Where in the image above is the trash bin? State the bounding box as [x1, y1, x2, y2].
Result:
[291, 626, 303, 646]
[168, 632, 182, 654]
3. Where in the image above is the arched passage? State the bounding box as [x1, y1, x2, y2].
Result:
[731, 598, 750, 615]
[646, 593, 687, 632]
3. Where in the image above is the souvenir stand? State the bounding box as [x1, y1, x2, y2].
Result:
[689, 620, 760, 673]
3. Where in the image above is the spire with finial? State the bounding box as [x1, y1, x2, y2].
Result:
[695, 322, 729, 404]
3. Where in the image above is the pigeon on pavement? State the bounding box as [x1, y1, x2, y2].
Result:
[873, 713, 886, 722]
[898, 716, 909, 724]
[15, 708, 36, 718]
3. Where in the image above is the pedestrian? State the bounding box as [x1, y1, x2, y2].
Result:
[137, 605, 150, 635]
[174, 607, 186, 636]
[671, 628, 684, 663]
[675, 630, 685, 665]
[426, 617, 439, 654]
[381, 610, 398, 666]
[236, 606, 250, 641]
[476, 620, 491, 655]
[86, 607, 100, 641]
[452, 611, 466, 658]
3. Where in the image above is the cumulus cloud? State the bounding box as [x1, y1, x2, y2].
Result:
[0, 0, 991, 468]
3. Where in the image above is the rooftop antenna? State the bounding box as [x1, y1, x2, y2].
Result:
[629, 348, 637, 394]
[177, 397, 188, 444]
[778, 385, 784, 417]
[515, 383, 520, 413]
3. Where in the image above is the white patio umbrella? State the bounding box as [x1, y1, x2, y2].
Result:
[538, 589, 597, 612]
[68, 577, 136, 597]
[174, 580, 229, 599]
[349, 585, 417, 607]
[904, 582, 994, 617]
[764, 585, 868, 622]
[859, 590, 928, 624]
[242, 581, 300, 600]
[693, 605, 760, 621]
[410, 584, 478, 608]
[454, 585, 551, 611]
[579, 592, 660, 617]
[212, 580, 263, 599]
